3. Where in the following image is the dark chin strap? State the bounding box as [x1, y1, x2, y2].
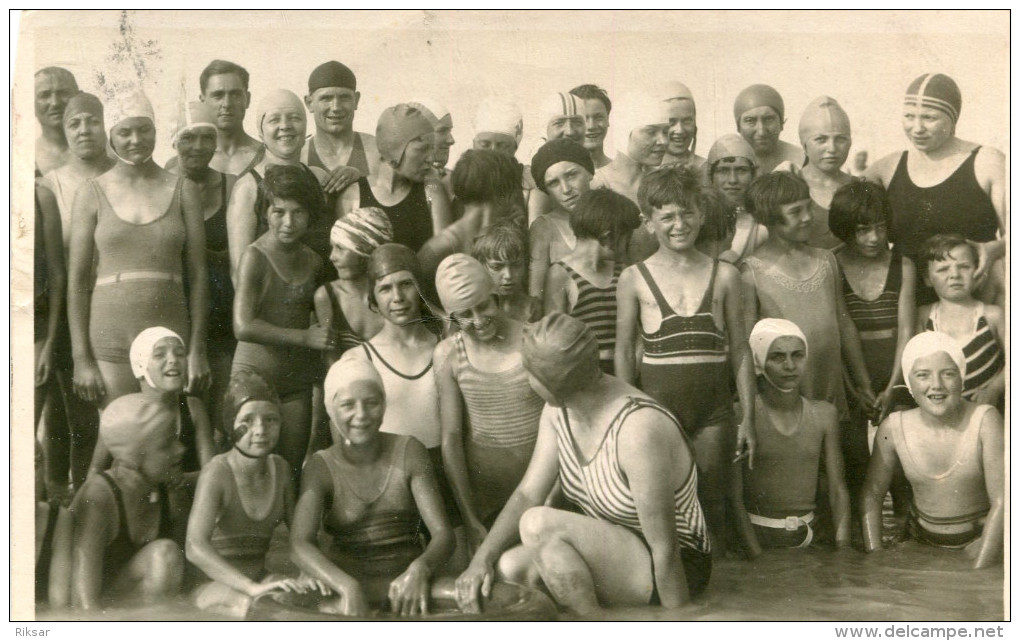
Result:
[232, 444, 261, 459]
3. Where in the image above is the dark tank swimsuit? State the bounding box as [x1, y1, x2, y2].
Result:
[97, 472, 173, 590]
[305, 134, 371, 176]
[356, 177, 433, 253]
[201, 174, 235, 353]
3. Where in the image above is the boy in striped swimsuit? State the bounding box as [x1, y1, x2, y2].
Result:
[543, 188, 641, 374]
[616, 164, 757, 557]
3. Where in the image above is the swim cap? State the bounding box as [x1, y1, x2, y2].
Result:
[100, 395, 176, 462]
[62, 92, 103, 127]
[661, 81, 695, 104]
[324, 355, 385, 429]
[308, 60, 357, 94]
[376, 104, 434, 164]
[521, 312, 600, 400]
[408, 98, 452, 128]
[904, 73, 961, 124]
[473, 98, 524, 145]
[221, 370, 280, 447]
[706, 133, 758, 168]
[610, 91, 670, 157]
[733, 84, 785, 124]
[172, 99, 217, 146]
[368, 243, 421, 284]
[901, 331, 967, 396]
[537, 92, 584, 131]
[530, 138, 595, 192]
[130, 327, 185, 388]
[435, 253, 494, 314]
[330, 207, 393, 257]
[749, 318, 809, 391]
[106, 89, 155, 132]
[798, 96, 851, 145]
[255, 89, 305, 139]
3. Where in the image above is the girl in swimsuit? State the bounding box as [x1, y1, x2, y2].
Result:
[187, 371, 324, 617]
[232, 164, 330, 483]
[457, 314, 711, 614]
[291, 359, 454, 617]
[862, 333, 1003, 569]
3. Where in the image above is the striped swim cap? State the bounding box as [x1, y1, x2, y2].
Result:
[904, 73, 961, 123]
[330, 207, 393, 257]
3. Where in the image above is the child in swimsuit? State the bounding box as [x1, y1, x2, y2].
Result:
[472, 219, 542, 323]
[188, 371, 322, 617]
[740, 319, 851, 550]
[862, 333, 1003, 569]
[915, 234, 1004, 409]
[544, 187, 640, 374]
[69, 396, 186, 609]
[527, 139, 595, 300]
[616, 164, 757, 557]
[232, 164, 330, 483]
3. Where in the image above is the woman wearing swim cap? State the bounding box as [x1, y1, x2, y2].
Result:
[704, 133, 768, 264]
[67, 89, 210, 410]
[659, 81, 706, 169]
[732, 83, 805, 173]
[865, 73, 1005, 306]
[861, 332, 1003, 569]
[456, 313, 711, 614]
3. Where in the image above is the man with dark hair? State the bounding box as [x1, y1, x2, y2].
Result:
[34, 66, 79, 175]
[569, 84, 612, 169]
[301, 60, 379, 178]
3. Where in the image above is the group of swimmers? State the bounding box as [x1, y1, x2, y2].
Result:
[31, 59, 1005, 616]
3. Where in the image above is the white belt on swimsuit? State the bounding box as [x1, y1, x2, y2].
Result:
[94, 271, 183, 287]
[748, 511, 815, 548]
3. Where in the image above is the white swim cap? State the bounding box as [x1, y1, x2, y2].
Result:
[130, 326, 185, 388]
[901, 331, 967, 396]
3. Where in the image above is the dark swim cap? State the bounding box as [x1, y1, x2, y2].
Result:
[308, 61, 357, 94]
[904, 73, 961, 124]
[530, 138, 595, 193]
[221, 371, 280, 445]
[521, 312, 600, 399]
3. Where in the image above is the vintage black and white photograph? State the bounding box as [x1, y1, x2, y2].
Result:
[10, 9, 1009, 624]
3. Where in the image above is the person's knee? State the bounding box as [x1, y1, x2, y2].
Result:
[519, 506, 560, 549]
[140, 539, 184, 594]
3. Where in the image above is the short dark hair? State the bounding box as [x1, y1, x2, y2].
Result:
[695, 187, 737, 244]
[828, 181, 891, 245]
[744, 172, 810, 227]
[569, 187, 640, 247]
[472, 217, 529, 266]
[919, 233, 978, 278]
[569, 84, 612, 115]
[451, 149, 523, 207]
[200, 59, 250, 93]
[260, 164, 326, 225]
[636, 163, 702, 218]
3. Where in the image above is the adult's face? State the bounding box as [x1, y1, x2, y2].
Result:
[711, 157, 755, 208]
[432, 116, 455, 167]
[35, 73, 77, 129]
[261, 107, 306, 159]
[738, 106, 783, 157]
[110, 117, 156, 164]
[395, 135, 436, 183]
[373, 270, 421, 326]
[902, 106, 954, 154]
[473, 132, 517, 157]
[803, 128, 851, 173]
[665, 99, 697, 157]
[581, 98, 609, 152]
[908, 351, 964, 418]
[306, 86, 359, 136]
[64, 112, 107, 161]
[201, 73, 250, 132]
[543, 160, 592, 212]
[175, 128, 218, 174]
[627, 123, 669, 166]
[546, 115, 585, 145]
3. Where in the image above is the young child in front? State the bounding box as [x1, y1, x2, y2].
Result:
[916, 234, 1005, 410]
[545, 187, 640, 374]
[740, 319, 851, 550]
[472, 218, 542, 323]
[616, 164, 757, 556]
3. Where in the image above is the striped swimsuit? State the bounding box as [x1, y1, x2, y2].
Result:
[454, 333, 545, 526]
[637, 260, 733, 433]
[559, 260, 622, 374]
[924, 303, 1004, 402]
[553, 397, 712, 597]
[841, 250, 902, 393]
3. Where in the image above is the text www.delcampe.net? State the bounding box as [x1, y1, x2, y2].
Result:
[835, 626, 1005, 639]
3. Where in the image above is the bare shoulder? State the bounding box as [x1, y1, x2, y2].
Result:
[529, 214, 553, 236]
[716, 260, 741, 287]
[806, 398, 839, 431]
[977, 405, 1004, 437]
[973, 144, 1005, 172]
[983, 303, 1005, 327]
[432, 335, 457, 371]
[863, 151, 902, 185]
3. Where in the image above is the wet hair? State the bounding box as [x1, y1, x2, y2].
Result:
[744, 172, 810, 227]
[569, 84, 612, 115]
[569, 187, 641, 248]
[636, 163, 702, 218]
[259, 164, 326, 226]
[695, 187, 737, 244]
[35, 66, 79, 91]
[472, 217, 529, 267]
[200, 59, 250, 93]
[919, 233, 978, 278]
[451, 149, 523, 207]
[828, 181, 892, 245]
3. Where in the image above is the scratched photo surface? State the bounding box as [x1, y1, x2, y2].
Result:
[11, 9, 1008, 623]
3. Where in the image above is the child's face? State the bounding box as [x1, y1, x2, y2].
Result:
[544, 161, 592, 212]
[329, 245, 368, 279]
[451, 296, 503, 343]
[763, 336, 807, 390]
[850, 222, 889, 258]
[267, 197, 310, 245]
[908, 351, 963, 417]
[232, 400, 281, 458]
[770, 198, 813, 243]
[484, 257, 527, 297]
[925, 245, 976, 302]
[145, 337, 187, 394]
[373, 270, 422, 326]
[711, 158, 754, 209]
[645, 202, 703, 252]
[333, 381, 386, 446]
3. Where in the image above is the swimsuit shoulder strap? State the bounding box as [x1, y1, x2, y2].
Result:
[453, 332, 469, 368]
[98, 472, 129, 541]
[886, 249, 903, 292]
[635, 262, 674, 318]
[696, 260, 720, 314]
[324, 282, 343, 328]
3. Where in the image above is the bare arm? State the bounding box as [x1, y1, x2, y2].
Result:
[313, 284, 343, 365]
[69, 481, 115, 609]
[878, 257, 917, 418]
[527, 189, 554, 225]
[739, 262, 760, 342]
[820, 403, 851, 548]
[187, 396, 215, 468]
[860, 417, 899, 553]
[542, 262, 570, 315]
[720, 264, 756, 467]
[832, 255, 874, 404]
[66, 182, 105, 404]
[180, 179, 210, 394]
[528, 219, 553, 299]
[34, 183, 66, 387]
[614, 266, 640, 385]
[226, 174, 258, 283]
[915, 303, 932, 336]
[972, 146, 1006, 278]
[426, 180, 452, 236]
[233, 247, 327, 349]
[972, 408, 1004, 569]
